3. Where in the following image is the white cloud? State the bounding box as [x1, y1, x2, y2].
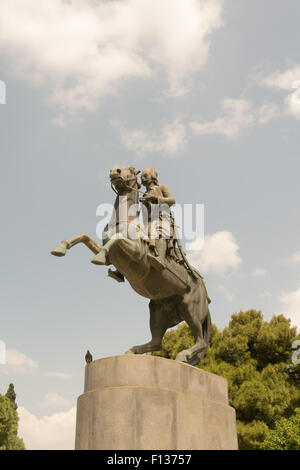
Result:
[190, 98, 254, 139]
[38, 392, 74, 409]
[187, 231, 242, 276]
[285, 91, 300, 120]
[0, 349, 38, 375]
[190, 98, 279, 140]
[0, 0, 224, 116]
[262, 66, 300, 91]
[257, 102, 280, 125]
[279, 286, 300, 331]
[261, 67, 300, 120]
[44, 371, 74, 380]
[291, 252, 300, 264]
[18, 406, 76, 450]
[113, 119, 187, 156]
[252, 268, 266, 278]
[283, 251, 300, 266]
[261, 291, 272, 299]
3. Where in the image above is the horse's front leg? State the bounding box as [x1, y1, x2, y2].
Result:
[51, 234, 102, 257]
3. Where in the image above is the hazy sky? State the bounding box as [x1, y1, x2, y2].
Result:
[0, 0, 299, 449]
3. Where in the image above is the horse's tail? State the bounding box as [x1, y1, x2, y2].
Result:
[202, 306, 212, 346]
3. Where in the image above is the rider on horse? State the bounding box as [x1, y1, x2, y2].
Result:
[92, 167, 177, 282]
[140, 168, 177, 271]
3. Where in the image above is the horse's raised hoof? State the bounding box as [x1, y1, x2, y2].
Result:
[51, 241, 67, 257]
[91, 251, 106, 265]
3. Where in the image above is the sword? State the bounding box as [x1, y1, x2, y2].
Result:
[172, 219, 199, 281]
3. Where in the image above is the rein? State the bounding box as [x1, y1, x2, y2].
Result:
[111, 176, 144, 196]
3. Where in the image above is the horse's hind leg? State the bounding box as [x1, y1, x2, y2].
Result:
[125, 300, 177, 355]
[51, 234, 102, 257]
[175, 292, 208, 366]
[175, 336, 207, 365]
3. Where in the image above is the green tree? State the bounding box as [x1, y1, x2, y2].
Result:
[5, 384, 17, 409]
[0, 384, 25, 450]
[153, 310, 300, 450]
[263, 408, 300, 450]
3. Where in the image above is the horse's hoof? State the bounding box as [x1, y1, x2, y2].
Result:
[124, 349, 135, 355]
[51, 242, 67, 257]
[175, 350, 190, 364]
[91, 252, 106, 265]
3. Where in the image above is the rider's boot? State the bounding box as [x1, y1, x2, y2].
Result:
[147, 245, 165, 271]
[148, 254, 165, 271]
[147, 241, 165, 271]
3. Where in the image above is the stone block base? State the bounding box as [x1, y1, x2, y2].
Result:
[75, 355, 238, 450]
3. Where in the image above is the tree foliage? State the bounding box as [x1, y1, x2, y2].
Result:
[0, 384, 25, 450]
[5, 384, 17, 410]
[263, 408, 300, 450]
[153, 310, 300, 450]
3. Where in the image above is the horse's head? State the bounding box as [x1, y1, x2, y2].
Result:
[110, 166, 141, 194]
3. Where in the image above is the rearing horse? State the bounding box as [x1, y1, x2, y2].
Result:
[51, 166, 211, 365]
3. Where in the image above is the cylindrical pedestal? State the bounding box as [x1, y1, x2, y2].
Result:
[75, 355, 238, 450]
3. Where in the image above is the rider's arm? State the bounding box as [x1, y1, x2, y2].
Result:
[158, 184, 175, 207]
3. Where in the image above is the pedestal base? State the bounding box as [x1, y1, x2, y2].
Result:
[75, 355, 238, 450]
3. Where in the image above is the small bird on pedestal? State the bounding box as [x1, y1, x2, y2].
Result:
[85, 350, 93, 364]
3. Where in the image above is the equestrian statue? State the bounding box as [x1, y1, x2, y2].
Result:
[51, 166, 211, 366]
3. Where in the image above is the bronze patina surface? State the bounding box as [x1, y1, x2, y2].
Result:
[51, 167, 211, 365]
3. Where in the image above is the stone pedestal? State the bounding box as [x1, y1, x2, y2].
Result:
[75, 355, 238, 450]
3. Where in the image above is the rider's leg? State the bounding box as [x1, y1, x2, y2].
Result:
[147, 237, 165, 271]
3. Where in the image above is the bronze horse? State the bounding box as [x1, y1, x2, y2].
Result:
[51, 166, 211, 365]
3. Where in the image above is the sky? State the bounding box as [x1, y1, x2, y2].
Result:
[0, 0, 300, 450]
